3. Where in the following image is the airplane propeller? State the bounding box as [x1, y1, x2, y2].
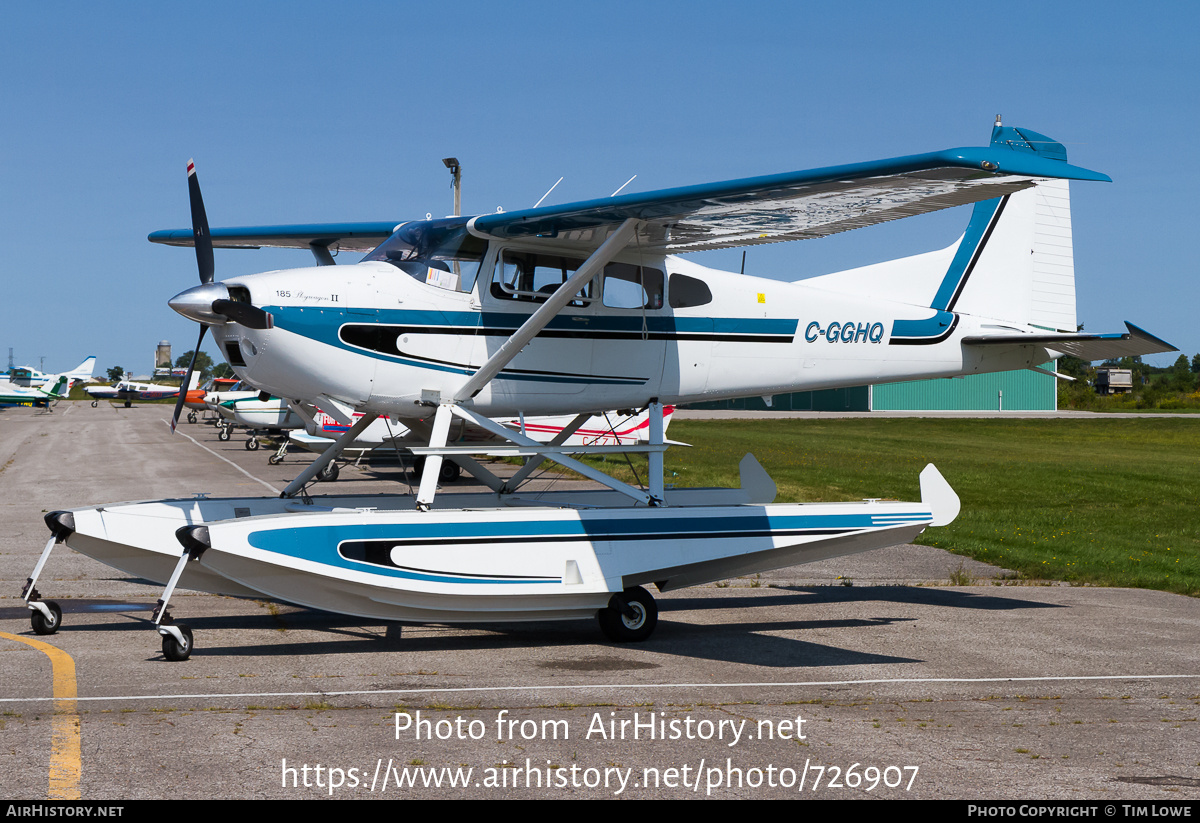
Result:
[168, 160, 271, 431]
[168, 162, 211, 432]
[188, 159, 214, 285]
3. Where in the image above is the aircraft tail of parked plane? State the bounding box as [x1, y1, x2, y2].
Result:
[802, 124, 1077, 329]
[799, 125, 1169, 363]
[45, 375, 71, 397]
[802, 176, 1077, 332]
[6, 355, 96, 387]
[66, 356, 97, 383]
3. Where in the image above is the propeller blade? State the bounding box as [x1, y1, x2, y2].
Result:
[211, 299, 274, 330]
[187, 159, 214, 285]
[170, 325, 207, 433]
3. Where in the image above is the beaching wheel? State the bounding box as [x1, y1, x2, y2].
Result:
[598, 586, 657, 643]
[31, 601, 62, 636]
[161, 625, 193, 662]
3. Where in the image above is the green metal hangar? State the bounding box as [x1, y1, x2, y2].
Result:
[685, 368, 1057, 412]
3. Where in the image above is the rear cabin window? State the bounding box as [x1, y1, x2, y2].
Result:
[668, 273, 713, 308]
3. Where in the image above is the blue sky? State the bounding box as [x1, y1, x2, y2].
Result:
[3, 1, 1197, 376]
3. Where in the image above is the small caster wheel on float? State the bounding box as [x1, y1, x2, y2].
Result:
[597, 586, 657, 643]
[318, 462, 340, 482]
[160, 624, 194, 662]
[30, 600, 63, 636]
[217, 427, 231, 442]
[245, 437, 259, 451]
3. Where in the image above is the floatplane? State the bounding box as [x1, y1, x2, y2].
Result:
[22, 118, 1174, 660]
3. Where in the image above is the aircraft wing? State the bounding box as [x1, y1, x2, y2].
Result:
[148, 222, 400, 253]
[962, 323, 1176, 361]
[148, 125, 1107, 256]
[468, 126, 1110, 253]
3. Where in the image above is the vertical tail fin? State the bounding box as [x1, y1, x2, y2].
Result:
[46, 376, 71, 397]
[930, 123, 1077, 330]
[930, 177, 1075, 330]
[67, 356, 97, 381]
[799, 121, 1083, 333]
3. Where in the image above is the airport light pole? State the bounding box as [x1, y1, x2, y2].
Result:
[442, 157, 461, 217]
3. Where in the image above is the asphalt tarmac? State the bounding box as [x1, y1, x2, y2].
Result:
[1, 403, 1197, 801]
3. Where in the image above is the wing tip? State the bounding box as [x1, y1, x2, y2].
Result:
[1123, 321, 1177, 353]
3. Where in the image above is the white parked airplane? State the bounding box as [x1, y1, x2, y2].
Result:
[24, 119, 1174, 660]
[4, 356, 95, 388]
[281, 404, 680, 480]
[0, 375, 71, 408]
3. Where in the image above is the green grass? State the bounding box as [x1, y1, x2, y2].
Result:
[647, 419, 1200, 596]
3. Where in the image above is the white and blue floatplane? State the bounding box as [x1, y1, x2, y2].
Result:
[22, 118, 1174, 660]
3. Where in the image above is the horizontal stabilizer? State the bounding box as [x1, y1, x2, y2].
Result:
[962, 322, 1176, 362]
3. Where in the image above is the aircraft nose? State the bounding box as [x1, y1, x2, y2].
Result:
[168, 282, 230, 325]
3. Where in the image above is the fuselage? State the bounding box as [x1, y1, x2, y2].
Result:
[203, 246, 1051, 418]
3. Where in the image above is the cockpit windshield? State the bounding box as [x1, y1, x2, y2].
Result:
[363, 219, 488, 293]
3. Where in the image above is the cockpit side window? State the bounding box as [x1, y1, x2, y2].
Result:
[491, 250, 595, 305]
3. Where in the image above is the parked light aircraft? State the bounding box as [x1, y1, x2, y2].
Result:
[294, 405, 676, 451]
[23, 119, 1175, 660]
[85, 372, 200, 407]
[0, 375, 71, 408]
[181, 377, 259, 424]
[5, 356, 95, 388]
[281, 404, 680, 480]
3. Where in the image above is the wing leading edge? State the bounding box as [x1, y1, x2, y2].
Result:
[148, 222, 401, 254]
[468, 127, 1109, 253]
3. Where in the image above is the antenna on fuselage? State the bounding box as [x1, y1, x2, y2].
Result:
[611, 175, 637, 197]
[534, 176, 563, 208]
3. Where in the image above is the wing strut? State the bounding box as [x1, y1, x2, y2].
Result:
[499, 413, 592, 493]
[452, 218, 641, 402]
[412, 404, 661, 508]
[280, 412, 380, 498]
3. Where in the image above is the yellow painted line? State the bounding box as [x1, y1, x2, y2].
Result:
[0, 630, 81, 799]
